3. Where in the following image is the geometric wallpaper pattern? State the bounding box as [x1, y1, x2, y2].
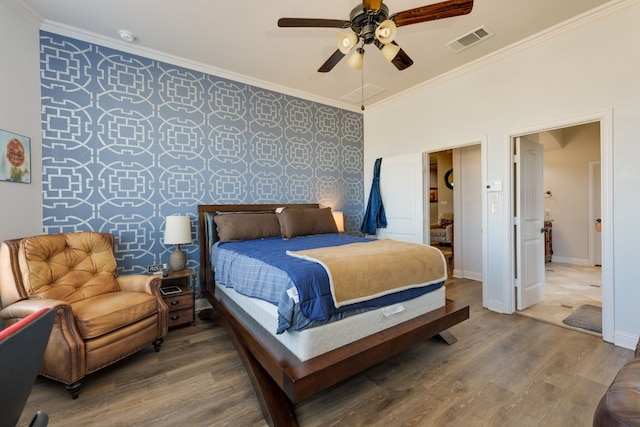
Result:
[39, 31, 364, 279]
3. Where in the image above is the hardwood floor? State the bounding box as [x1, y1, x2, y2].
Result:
[20, 278, 631, 426]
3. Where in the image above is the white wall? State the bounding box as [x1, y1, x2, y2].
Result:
[0, 2, 43, 242]
[364, 1, 640, 348]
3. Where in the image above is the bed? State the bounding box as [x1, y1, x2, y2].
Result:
[198, 204, 469, 426]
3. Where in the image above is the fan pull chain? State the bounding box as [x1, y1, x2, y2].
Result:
[360, 58, 365, 111]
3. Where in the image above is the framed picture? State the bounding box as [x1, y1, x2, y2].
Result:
[429, 188, 438, 203]
[0, 129, 31, 184]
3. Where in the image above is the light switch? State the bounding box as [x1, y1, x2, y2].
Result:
[488, 180, 503, 192]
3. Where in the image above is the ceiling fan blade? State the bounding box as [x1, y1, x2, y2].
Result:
[376, 40, 413, 70]
[391, 47, 413, 70]
[362, 0, 383, 12]
[278, 18, 351, 28]
[318, 49, 346, 73]
[392, 0, 473, 27]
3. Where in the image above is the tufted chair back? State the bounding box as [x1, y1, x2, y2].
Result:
[0, 231, 168, 399]
[17, 233, 119, 304]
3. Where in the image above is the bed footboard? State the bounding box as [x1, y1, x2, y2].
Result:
[203, 285, 468, 426]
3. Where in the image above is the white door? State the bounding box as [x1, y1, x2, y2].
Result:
[515, 137, 545, 310]
[377, 153, 424, 243]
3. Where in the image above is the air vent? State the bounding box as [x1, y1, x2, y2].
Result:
[446, 26, 494, 53]
[341, 83, 384, 103]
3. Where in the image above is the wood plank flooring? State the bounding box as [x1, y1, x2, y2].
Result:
[19, 278, 632, 426]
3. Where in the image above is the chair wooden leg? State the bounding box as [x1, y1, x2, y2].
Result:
[29, 410, 49, 427]
[65, 381, 81, 399]
[153, 337, 164, 352]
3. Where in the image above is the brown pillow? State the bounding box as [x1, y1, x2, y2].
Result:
[214, 213, 281, 242]
[277, 207, 339, 239]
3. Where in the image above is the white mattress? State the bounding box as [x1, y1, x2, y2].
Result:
[215, 282, 445, 361]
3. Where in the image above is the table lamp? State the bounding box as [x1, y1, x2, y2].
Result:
[164, 215, 192, 272]
[332, 211, 345, 233]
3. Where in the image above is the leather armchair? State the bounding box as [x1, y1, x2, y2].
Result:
[0, 232, 168, 399]
[593, 338, 640, 426]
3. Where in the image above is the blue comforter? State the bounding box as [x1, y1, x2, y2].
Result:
[213, 234, 444, 333]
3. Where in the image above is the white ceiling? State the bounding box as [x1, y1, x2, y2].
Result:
[14, 0, 614, 111]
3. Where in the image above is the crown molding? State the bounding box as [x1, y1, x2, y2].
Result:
[7, 0, 42, 27]
[8, 0, 362, 114]
[38, 20, 363, 114]
[365, 0, 637, 111]
[11, 0, 634, 115]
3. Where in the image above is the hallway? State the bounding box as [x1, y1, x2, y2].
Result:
[517, 262, 602, 336]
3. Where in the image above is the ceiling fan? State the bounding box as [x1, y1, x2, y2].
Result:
[278, 0, 474, 73]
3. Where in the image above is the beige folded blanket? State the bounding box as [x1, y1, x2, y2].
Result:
[287, 238, 447, 307]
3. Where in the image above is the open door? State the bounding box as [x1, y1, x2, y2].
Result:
[377, 153, 424, 243]
[515, 137, 545, 310]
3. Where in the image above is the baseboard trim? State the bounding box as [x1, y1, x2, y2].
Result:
[614, 331, 639, 350]
[452, 269, 482, 281]
[549, 256, 590, 266]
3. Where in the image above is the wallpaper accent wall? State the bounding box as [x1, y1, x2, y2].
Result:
[39, 31, 364, 278]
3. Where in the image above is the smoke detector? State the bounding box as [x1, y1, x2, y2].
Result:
[118, 30, 136, 42]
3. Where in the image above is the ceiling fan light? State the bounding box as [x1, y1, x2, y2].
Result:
[337, 33, 358, 54]
[381, 43, 401, 62]
[347, 49, 364, 70]
[375, 20, 397, 44]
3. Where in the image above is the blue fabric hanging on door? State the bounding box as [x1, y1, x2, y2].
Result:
[360, 158, 387, 235]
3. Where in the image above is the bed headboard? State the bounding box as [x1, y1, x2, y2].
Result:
[197, 203, 319, 296]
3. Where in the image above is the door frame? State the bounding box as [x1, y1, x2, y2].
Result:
[588, 161, 602, 266]
[506, 110, 613, 343]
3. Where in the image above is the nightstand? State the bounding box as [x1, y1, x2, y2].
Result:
[160, 269, 196, 328]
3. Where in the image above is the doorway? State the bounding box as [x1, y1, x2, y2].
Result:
[511, 116, 612, 342]
[428, 145, 483, 281]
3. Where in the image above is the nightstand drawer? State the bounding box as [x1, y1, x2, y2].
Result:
[164, 294, 192, 311]
[160, 269, 196, 328]
[168, 308, 194, 328]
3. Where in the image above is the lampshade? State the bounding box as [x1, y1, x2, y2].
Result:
[164, 215, 192, 272]
[381, 43, 401, 62]
[164, 215, 192, 244]
[375, 20, 397, 44]
[337, 32, 358, 54]
[347, 48, 364, 70]
[332, 211, 345, 233]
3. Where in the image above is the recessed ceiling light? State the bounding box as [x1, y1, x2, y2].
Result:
[118, 30, 136, 42]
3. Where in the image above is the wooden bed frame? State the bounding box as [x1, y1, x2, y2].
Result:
[198, 204, 470, 426]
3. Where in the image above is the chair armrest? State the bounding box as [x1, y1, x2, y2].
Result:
[0, 298, 70, 320]
[1, 298, 86, 384]
[117, 275, 168, 337]
[430, 223, 441, 229]
[117, 274, 162, 296]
